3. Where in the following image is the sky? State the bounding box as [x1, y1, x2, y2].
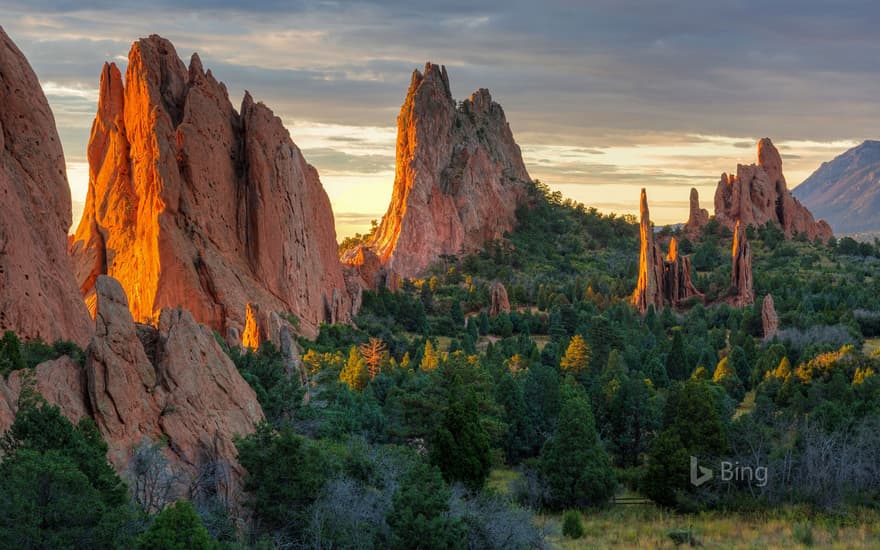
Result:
[3, 1, 880, 238]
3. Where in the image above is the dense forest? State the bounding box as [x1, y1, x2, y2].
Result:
[2, 181, 880, 547]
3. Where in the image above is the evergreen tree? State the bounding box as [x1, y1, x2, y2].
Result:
[430, 390, 492, 491]
[384, 462, 466, 550]
[665, 329, 690, 381]
[538, 382, 616, 508]
[136, 500, 213, 550]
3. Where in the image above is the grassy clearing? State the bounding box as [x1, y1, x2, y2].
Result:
[489, 469, 880, 549]
[541, 505, 880, 549]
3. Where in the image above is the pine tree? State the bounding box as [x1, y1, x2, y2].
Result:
[429, 390, 492, 491]
[665, 329, 689, 381]
[560, 335, 591, 373]
[539, 382, 616, 508]
[136, 500, 213, 550]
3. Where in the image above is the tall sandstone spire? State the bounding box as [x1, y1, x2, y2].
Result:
[730, 221, 755, 307]
[632, 189, 703, 313]
[343, 63, 533, 284]
[0, 26, 91, 345]
[70, 35, 354, 340]
[714, 138, 832, 241]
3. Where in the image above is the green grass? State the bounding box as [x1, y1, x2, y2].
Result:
[486, 469, 880, 549]
[541, 505, 880, 549]
[487, 467, 518, 496]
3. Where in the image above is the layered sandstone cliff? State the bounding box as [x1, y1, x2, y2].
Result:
[714, 138, 832, 241]
[0, 275, 264, 485]
[70, 35, 353, 340]
[342, 63, 533, 284]
[632, 189, 703, 313]
[0, 26, 92, 346]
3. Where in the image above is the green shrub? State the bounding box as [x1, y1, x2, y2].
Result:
[561, 510, 584, 539]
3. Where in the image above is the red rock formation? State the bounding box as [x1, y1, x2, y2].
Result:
[489, 281, 511, 317]
[0, 26, 91, 346]
[633, 190, 704, 313]
[342, 63, 533, 284]
[0, 357, 89, 431]
[762, 294, 779, 340]
[87, 275, 264, 476]
[70, 35, 354, 340]
[0, 275, 265, 486]
[714, 138, 832, 242]
[663, 238, 704, 307]
[730, 221, 755, 307]
[684, 187, 709, 237]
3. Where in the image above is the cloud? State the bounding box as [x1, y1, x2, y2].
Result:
[3, 0, 875, 236]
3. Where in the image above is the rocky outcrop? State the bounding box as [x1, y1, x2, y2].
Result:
[684, 188, 709, 237]
[730, 221, 755, 307]
[714, 138, 832, 242]
[489, 281, 511, 317]
[342, 63, 533, 284]
[0, 26, 91, 346]
[69, 35, 354, 340]
[87, 275, 264, 476]
[762, 294, 779, 340]
[0, 357, 89, 432]
[632, 189, 703, 313]
[1, 275, 265, 488]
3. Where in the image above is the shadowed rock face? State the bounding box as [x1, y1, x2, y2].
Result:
[489, 281, 511, 317]
[0, 26, 92, 346]
[70, 35, 354, 340]
[730, 221, 755, 307]
[632, 189, 703, 313]
[89, 275, 263, 478]
[714, 138, 832, 242]
[762, 294, 779, 339]
[0, 276, 265, 489]
[342, 63, 533, 285]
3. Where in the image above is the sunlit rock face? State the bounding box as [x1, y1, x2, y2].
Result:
[632, 189, 703, 314]
[70, 35, 354, 340]
[0, 26, 92, 346]
[714, 138, 832, 242]
[342, 63, 533, 285]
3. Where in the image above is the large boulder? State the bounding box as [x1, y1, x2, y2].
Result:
[0, 26, 91, 346]
[342, 63, 533, 284]
[69, 35, 354, 341]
